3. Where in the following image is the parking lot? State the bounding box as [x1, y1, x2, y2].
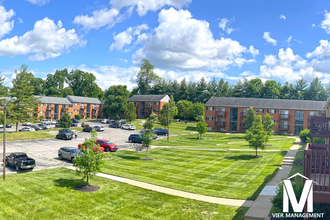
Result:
[0, 121, 152, 175]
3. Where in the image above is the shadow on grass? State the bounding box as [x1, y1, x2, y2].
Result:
[117, 155, 140, 160]
[185, 126, 197, 131]
[224, 155, 261, 160]
[225, 136, 245, 140]
[53, 178, 85, 189]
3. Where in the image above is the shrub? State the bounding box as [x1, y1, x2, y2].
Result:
[313, 137, 325, 144]
[39, 115, 45, 120]
[299, 129, 310, 143]
[81, 122, 89, 128]
[279, 132, 287, 136]
[59, 112, 71, 128]
[74, 114, 82, 120]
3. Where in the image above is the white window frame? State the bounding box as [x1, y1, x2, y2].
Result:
[206, 117, 213, 121]
[206, 107, 214, 111]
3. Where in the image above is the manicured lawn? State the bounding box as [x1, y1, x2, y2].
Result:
[102, 148, 286, 200]
[47, 127, 83, 132]
[153, 133, 295, 150]
[0, 131, 55, 141]
[289, 150, 304, 176]
[0, 168, 247, 220]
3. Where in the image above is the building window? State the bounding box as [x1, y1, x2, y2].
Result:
[69, 105, 73, 108]
[148, 102, 152, 106]
[153, 109, 159, 112]
[62, 105, 66, 108]
[208, 127, 212, 131]
[267, 109, 276, 114]
[206, 107, 214, 111]
[40, 104, 44, 106]
[206, 117, 213, 121]
[256, 109, 264, 113]
[74, 103, 78, 105]
[39, 111, 44, 113]
[243, 108, 248, 113]
[68, 112, 72, 115]
[218, 107, 225, 112]
[217, 127, 224, 132]
[74, 110, 78, 112]
[310, 111, 317, 116]
[217, 117, 224, 122]
[153, 102, 159, 105]
[281, 110, 289, 114]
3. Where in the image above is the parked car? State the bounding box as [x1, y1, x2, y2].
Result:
[78, 144, 105, 153]
[22, 122, 31, 126]
[83, 127, 95, 132]
[95, 119, 101, 122]
[59, 129, 74, 135]
[49, 120, 57, 125]
[40, 124, 51, 129]
[5, 152, 36, 171]
[72, 118, 79, 123]
[152, 128, 168, 135]
[128, 134, 157, 143]
[58, 147, 83, 163]
[55, 122, 60, 128]
[19, 127, 35, 132]
[102, 119, 107, 124]
[95, 139, 118, 152]
[0, 124, 3, 128]
[118, 119, 127, 125]
[122, 124, 136, 130]
[37, 124, 49, 130]
[6, 123, 12, 128]
[56, 132, 73, 140]
[94, 126, 104, 132]
[31, 125, 42, 131]
[109, 122, 121, 128]
[41, 119, 51, 125]
[71, 123, 78, 127]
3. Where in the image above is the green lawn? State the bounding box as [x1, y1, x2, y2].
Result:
[0, 168, 247, 220]
[289, 150, 304, 176]
[102, 148, 285, 200]
[0, 131, 55, 141]
[47, 127, 83, 132]
[153, 133, 295, 150]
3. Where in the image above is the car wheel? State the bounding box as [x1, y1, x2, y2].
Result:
[16, 165, 20, 171]
[71, 157, 74, 163]
[105, 147, 110, 152]
[59, 154, 63, 160]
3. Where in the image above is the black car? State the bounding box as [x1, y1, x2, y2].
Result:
[83, 127, 95, 132]
[31, 125, 42, 131]
[152, 128, 168, 135]
[128, 134, 143, 143]
[109, 122, 121, 128]
[6, 123, 12, 128]
[56, 132, 73, 140]
[72, 118, 79, 123]
[59, 129, 74, 135]
[118, 120, 127, 125]
[5, 152, 36, 171]
[55, 122, 60, 128]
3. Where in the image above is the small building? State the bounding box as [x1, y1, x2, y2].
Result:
[205, 97, 326, 135]
[35, 96, 73, 120]
[127, 95, 170, 119]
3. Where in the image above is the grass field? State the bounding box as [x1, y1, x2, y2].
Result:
[102, 148, 285, 200]
[0, 168, 248, 220]
[0, 131, 55, 141]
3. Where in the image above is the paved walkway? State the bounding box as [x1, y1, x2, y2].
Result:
[244, 138, 300, 220]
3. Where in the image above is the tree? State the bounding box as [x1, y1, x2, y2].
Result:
[169, 95, 178, 118]
[176, 100, 193, 119]
[0, 72, 9, 97]
[243, 107, 256, 129]
[136, 59, 160, 95]
[305, 77, 324, 101]
[102, 85, 129, 119]
[245, 115, 269, 157]
[295, 79, 307, 100]
[125, 102, 137, 124]
[262, 80, 280, 99]
[141, 113, 157, 159]
[44, 69, 68, 97]
[74, 130, 105, 186]
[62, 87, 74, 97]
[39, 115, 45, 120]
[158, 103, 172, 128]
[9, 64, 40, 132]
[196, 120, 208, 139]
[59, 112, 71, 128]
[30, 77, 45, 96]
[263, 113, 276, 136]
[74, 114, 82, 120]
[191, 103, 205, 121]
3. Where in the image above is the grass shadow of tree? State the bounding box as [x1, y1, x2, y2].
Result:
[185, 126, 197, 131]
[117, 155, 140, 160]
[53, 178, 85, 189]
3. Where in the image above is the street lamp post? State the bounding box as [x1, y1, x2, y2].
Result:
[2, 97, 16, 181]
[167, 107, 177, 142]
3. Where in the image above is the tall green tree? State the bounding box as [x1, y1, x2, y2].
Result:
[136, 59, 160, 95]
[125, 102, 137, 124]
[44, 69, 68, 97]
[9, 64, 39, 132]
[59, 112, 72, 128]
[30, 77, 45, 95]
[244, 78, 263, 98]
[158, 103, 171, 128]
[0, 72, 9, 96]
[245, 115, 269, 157]
[169, 95, 178, 118]
[191, 103, 205, 121]
[102, 85, 129, 119]
[295, 79, 308, 100]
[263, 113, 276, 136]
[141, 113, 157, 159]
[262, 80, 280, 99]
[243, 107, 256, 129]
[176, 100, 193, 119]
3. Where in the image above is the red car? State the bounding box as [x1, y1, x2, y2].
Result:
[78, 144, 105, 153]
[95, 139, 118, 152]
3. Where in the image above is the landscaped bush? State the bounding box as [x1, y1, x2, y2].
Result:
[39, 115, 45, 120]
[279, 132, 287, 136]
[81, 122, 89, 128]
[74, 114, 82, 120]
[313, 137, 325, 144]
[299, 129, 310, 143]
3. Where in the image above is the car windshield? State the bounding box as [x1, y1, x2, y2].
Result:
[70, 149, 80, 154]
[105, 141, 112, 145]
[64, 133, 71, 136]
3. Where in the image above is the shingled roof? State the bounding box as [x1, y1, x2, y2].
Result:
[34, 96, 72, 105]
[67, 95, 101, 104]
[127, 95, 170, 102]
[205, 97, 327, 111]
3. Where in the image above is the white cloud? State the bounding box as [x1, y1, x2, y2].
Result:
[279, 14, 286, 20]
[25, 0, 50, 5]
[219, 18, 236, 34]
[287, 35, 292, 43]
[249, 45, 259, 57]
[0, 18, 86, 61]
[110, 24, 149, 51]
[0, 6, 15, 39]
[18, 18, 23, 23]
[110, 0, 192, 16]
[132, 8, 257, 70]
[263, 32, 277, 46]
[312, 23, 315, 27]
[306, 40, 330, 59]
[321, 10, 330, 34]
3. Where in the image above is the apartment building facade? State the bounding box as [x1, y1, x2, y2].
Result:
[67, 96, 101, 119]
[205, 97, 326, 135]
[127, 95, 170, 119]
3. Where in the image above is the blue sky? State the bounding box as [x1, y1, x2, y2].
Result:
[1, 0, 330, 90]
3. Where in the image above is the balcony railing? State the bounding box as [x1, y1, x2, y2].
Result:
[61, 107, 67, 112]
[279, 124, 289, 131]
[240, 123, 247, 129]
[46, 106, 53, 111]
[240, 112, 248, 118]
[80, 106, 85, 109]
[216, 121, 225, 128]
[93, 106, 97, 110]
[216, 111, 226, 117]
[279, 114, 289, 120]
[146, 105, 153, 109]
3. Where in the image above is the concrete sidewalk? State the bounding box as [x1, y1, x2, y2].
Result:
[244, 138, 300, 220]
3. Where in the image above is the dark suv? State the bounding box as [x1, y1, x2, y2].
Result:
[109, 122, 121, 128]
[59, 129, 74, 135]
[128, 134, 143, 143]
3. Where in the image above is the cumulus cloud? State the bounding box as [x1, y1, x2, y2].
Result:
[321, 10, 330, 34]
[110, 24, 149, 51]
[263, 32, 277, 46]
[25, 0, 50, 5]
[279, 14, 286, 20]
[132, 8, 257, 70]
[306, 40, 330, 59]
[0, 6, 15, 39]
[219, 18, 236, 34]
[0, 18, 86, 61]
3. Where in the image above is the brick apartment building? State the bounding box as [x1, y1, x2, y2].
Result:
[34, 95, 102, 120]
[127, 95, 170, 119]
[205, 97, 326, 135]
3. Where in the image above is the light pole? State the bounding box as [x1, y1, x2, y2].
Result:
[2, 97, 16, 180]
[167, 107, 177, 142]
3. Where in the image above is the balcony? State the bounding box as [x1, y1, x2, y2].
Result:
[310, 116, 330, 138]
[279, 114, 289, 120]
[240, 112, 248, 118]
[216, 121, 225, 128]
[146, 105, 153, 109]
[45, 114, 53, 119]
[61, 107, 67, 112]
[80, 105, 85, 109]
[93, 106, 98, 110]
[216, 111, 226, 117]
[279, 124, 289, 131]
[46, 106, 53, 111]
[240, 123, 247, 129]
